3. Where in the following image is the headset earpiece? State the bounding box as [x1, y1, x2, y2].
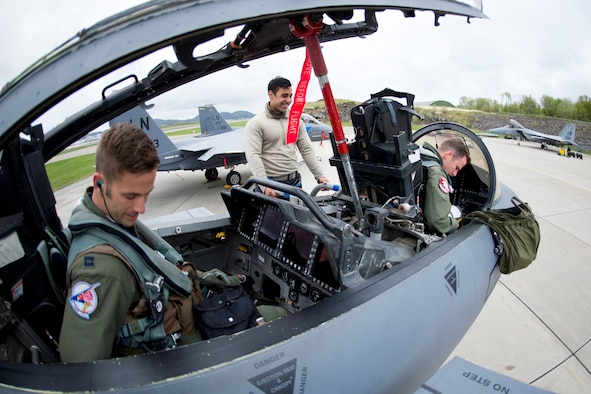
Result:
[97, 179, 115, 221]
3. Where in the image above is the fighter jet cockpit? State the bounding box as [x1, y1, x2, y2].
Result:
[161, 94, 501, 316]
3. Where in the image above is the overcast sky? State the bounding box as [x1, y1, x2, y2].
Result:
[1, 0, 590, 128]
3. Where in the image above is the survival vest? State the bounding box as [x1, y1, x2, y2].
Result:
[67, 201, 192, 350]
[418, 144, 444, 210]
[419, 143, 442, 169]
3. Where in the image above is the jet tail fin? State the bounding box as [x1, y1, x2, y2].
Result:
[559, 123, 576, 143]
[110, 106, 178, 155]
[198, 105, 233, 136]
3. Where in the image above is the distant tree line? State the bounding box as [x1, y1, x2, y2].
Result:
[457, 93, 591, 122]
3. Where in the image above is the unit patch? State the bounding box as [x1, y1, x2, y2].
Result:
[69, 281, 101, 320]
[438, 176, 450, 194]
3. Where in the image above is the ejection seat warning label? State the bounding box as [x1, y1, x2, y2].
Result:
[249, 358, 298, 394]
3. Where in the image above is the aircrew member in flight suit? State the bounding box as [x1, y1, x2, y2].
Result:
[59, 122, 236, 362]
[420, 136, 470, 235]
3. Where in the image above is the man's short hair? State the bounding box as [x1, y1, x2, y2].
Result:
[439, 136, 471, 164]
[95, 122, 160, 182]
[267, 76, 291, 94]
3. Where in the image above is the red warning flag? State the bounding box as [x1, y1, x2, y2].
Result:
[286, 50, 312, 144]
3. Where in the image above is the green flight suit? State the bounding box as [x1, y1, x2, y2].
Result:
[60, 250, 141, 362]
[421, 143, 458, 235]
[60, 189, 145, 362]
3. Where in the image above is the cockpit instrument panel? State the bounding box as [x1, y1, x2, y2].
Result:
[234, 196, 341, 309]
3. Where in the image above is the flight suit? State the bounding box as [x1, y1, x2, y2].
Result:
[60, 188, 200, 363]
[60, 250, 142, 362]
[420, 143, 459, 235]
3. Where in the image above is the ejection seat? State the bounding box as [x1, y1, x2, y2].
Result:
[329, 88, 424, 223]
[0, 125, 68, 363]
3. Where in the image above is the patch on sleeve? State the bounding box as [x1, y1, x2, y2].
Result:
[438, 176, 450, 194]
[69, 281, 101, 320]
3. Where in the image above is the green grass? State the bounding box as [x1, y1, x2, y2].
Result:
[230, 120, 248, 127]
[167, 127, 201, 136]
[46, 153, 96, 191]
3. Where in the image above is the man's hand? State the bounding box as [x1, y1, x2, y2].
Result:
[318, 177, 330, 185]
[264, 187, 278, 198]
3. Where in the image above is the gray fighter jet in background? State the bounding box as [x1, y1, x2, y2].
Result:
[488, 119, 578, 150]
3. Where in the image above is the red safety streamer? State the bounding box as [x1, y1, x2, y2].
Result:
[286, 50, 312, 144]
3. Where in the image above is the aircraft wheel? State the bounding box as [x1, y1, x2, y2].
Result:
[226, 170, 241, 186]
[205, 168, 218, 181]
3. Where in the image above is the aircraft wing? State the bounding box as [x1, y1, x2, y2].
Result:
[518, 129, 550, 142]
[175, 129, 245, 161]
[520, 130, 577, 146]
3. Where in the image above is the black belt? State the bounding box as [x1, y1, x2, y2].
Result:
[271, 171, 299, 181]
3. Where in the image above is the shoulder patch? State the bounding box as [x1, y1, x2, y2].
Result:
[439, 176, 450, 194]
[69, 281, 101, 320]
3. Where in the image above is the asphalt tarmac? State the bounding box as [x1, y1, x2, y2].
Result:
[54, 132, 591, 393]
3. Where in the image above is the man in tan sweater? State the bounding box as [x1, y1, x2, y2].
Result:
[244, 76, 329, 197]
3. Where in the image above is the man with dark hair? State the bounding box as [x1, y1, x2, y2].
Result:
[245, 76, 329, 197]
[60, 123, 209, 362]
[420, 136, 471, 235]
